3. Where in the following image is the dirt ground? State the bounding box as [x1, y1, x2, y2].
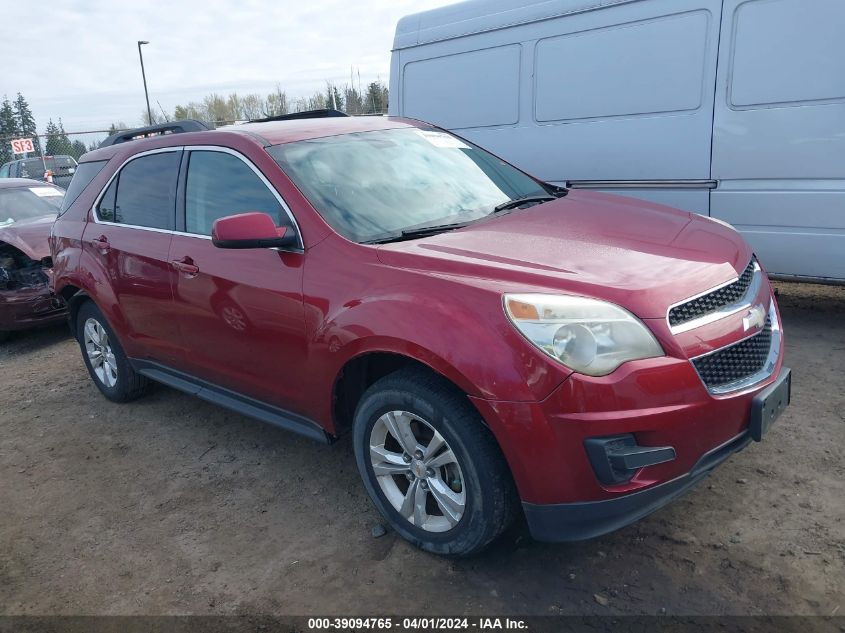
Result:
[0, 281, 842, 617]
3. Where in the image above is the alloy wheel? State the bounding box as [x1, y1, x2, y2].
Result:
[369, 410, 466, 532]
[83, 317, 118, 388]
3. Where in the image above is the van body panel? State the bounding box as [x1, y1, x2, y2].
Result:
[393, 0, 722, 187]
[392, 0, 845, 281]
[710, 0, 845, 279]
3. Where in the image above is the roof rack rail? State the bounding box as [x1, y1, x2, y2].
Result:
[99, 120, 212, 148]
[249, 108, 349, 123]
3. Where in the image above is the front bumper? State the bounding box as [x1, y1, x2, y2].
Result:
[523, 429, 752, 541]
[470, 352, 789, 541]
[0, 285, 67, 332]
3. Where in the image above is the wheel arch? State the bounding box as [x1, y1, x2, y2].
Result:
[58, 284, 90, 332]
[330, 344, 483, 438]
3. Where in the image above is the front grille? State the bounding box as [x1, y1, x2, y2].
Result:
[692, 316, 772, 390]
[669, 258, 756, 327]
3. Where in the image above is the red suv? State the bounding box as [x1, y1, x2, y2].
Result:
[51, 116, 790, 555]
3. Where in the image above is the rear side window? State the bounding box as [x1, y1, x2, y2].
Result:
[60, 160, 107, 214]
[97, 151, 180, 229]
[185, 150, 286, 235]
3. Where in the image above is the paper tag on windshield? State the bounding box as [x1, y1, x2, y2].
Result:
[30, 187, 63, 197]
[416, 130, 470, 149]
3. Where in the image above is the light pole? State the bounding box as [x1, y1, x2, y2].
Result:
[137, 40, 152, 125]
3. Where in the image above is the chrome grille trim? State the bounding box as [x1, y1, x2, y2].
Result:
[690, 300, 781, 395]
[667, 258, 762, 334]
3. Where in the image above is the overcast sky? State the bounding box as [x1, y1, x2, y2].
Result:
[1, 0, 453, 135]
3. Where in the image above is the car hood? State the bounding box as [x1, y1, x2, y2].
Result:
[0, 215, 55, 261]
[376, 191, 752, 319]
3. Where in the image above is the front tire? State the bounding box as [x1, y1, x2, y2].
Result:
[75, 301, 150, 402]
[353, 368, 516, 556]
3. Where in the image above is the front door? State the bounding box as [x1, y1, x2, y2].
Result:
[167, 148, 307, 412]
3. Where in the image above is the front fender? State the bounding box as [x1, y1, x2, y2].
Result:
[301, 241, 572, 430]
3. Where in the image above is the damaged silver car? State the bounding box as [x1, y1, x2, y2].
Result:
[0, 179, 67, 341]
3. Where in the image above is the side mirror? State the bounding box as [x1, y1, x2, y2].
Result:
[211, 212, 298, 250]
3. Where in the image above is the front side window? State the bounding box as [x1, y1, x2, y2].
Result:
[96, 151, 180, 229]
[185, 150, 287, 236]
[268, 128, 547, 243]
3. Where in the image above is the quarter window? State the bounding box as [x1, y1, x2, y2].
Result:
[60, 160, 107, 215]
[96, 151, 180, 229]
[185, 150, 287, 236]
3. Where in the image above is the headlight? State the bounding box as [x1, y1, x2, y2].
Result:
[504, 294, 663, 376]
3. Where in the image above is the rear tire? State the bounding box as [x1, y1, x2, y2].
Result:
[75, 301, 150, 402]
[353, 367, 516, 556]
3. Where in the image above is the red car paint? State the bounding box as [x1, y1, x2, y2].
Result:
[50, 117, 785, 535]
[0, 180, 67, 333]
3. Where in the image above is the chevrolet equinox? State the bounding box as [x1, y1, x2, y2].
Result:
[50, 116, 791, 555]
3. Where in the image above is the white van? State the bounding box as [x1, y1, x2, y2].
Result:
[389, 0, 845, 282]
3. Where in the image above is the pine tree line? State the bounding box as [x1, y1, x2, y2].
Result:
[1, 78, 391, 166]
[0, 93, 44, 164]
[1, 93, 89, 164]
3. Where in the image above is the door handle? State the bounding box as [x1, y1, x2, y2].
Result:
[90, 235, 110, 252]
[171, 257, 199, 276]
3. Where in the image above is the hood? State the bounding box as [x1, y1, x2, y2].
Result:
[0, 215, 55, 261]
[376, 191, 752, 319]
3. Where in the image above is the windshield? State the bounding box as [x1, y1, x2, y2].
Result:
[0, 186, 64, 226]
[268, 128, 548, 243]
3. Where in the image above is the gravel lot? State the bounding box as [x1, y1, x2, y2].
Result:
[1, 281, 842, 617]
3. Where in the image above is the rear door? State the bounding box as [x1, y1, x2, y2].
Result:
[711, 0, 845, 280]
[167, 147, 308, 411]
[82, 149, 184, 363]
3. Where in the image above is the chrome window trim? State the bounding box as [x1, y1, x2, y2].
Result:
[690, 299, 781, 395]
[89, 145, 303, 249]
[90, 147, 182, 232]
[566, 179, 718, 190]
[666, 260, 762, 334]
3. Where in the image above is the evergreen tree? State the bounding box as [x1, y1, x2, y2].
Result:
[44, 118, 73, 156]
[71, 140, 88, 160]
[13, 93, 41, 156]
[0, 97, 17, 164]
[56, 119, 74, 155]
[364, 82, 388, 114]
[44, 119, 61, 155]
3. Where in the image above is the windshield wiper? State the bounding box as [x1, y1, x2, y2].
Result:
[363, 221, 472, 244]
[493, 195, 557, 213]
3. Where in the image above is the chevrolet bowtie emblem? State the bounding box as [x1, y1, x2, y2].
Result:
[743, 304, 767, 332]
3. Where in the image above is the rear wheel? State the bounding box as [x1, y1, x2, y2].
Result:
[353, 368, 516, 556]
[75, 301, 150, 402]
